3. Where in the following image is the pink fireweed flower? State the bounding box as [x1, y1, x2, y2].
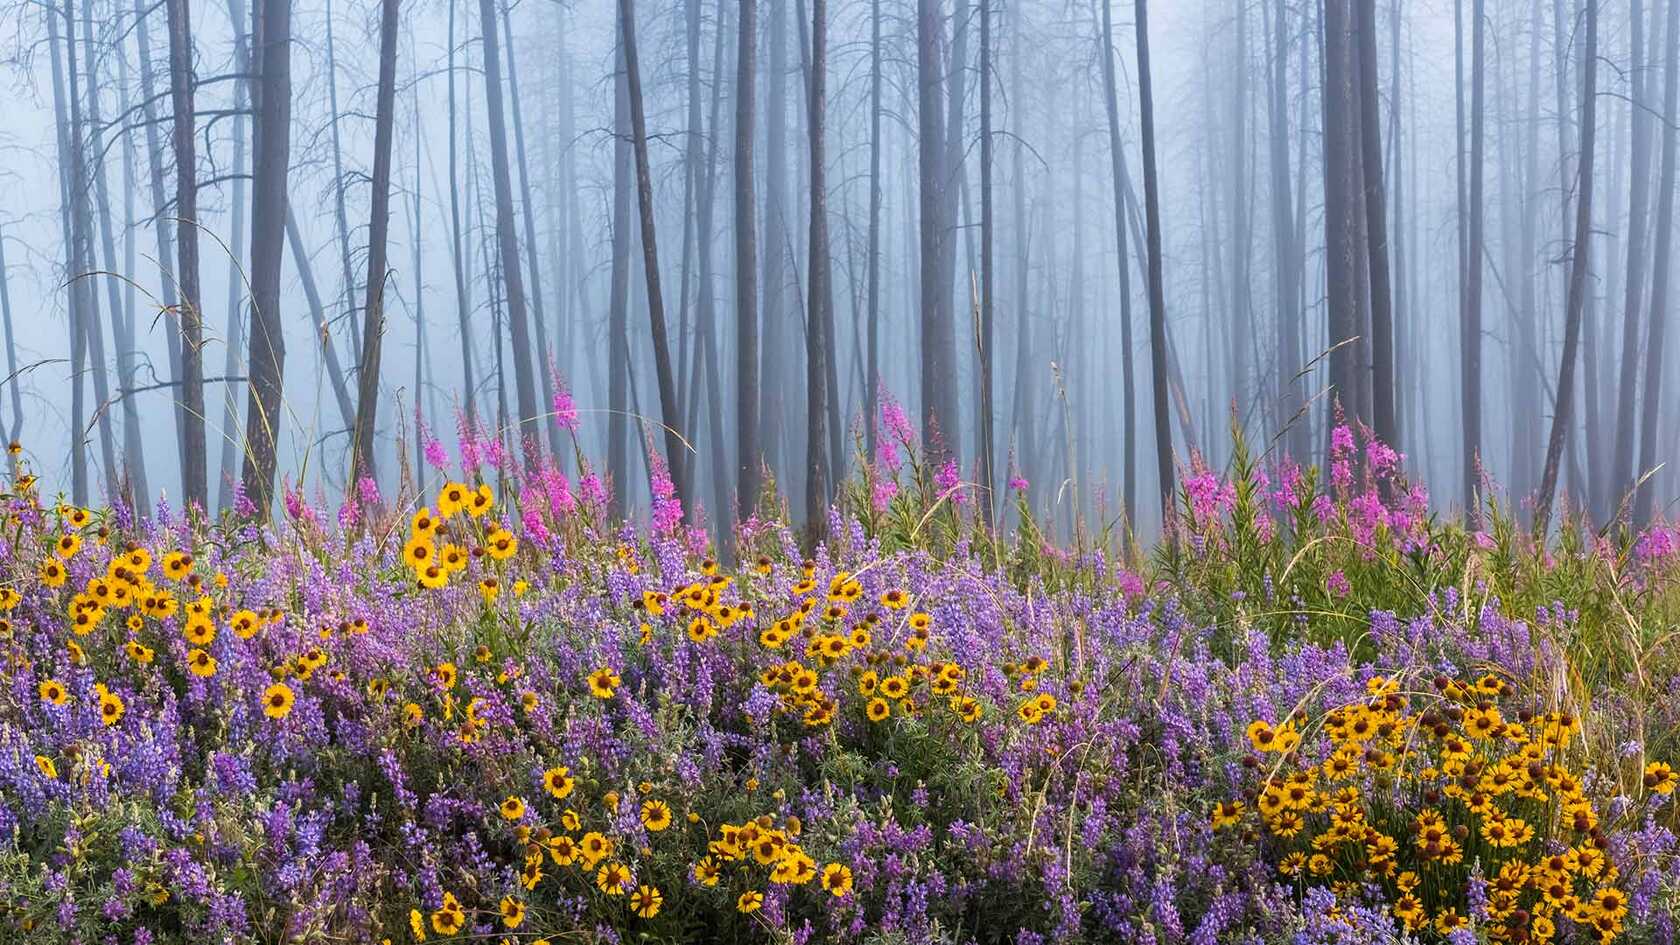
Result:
[1330, 424, 1355, 457]
[552, 385, 579, 432]
[1184, 469, 1234, 524]
[1365, 440, 1400, 477]
[649, 456, 683, 535]
[357, 476, 383, 509]
[1635, 525, 1677, 563]
[935, 459, 966, 505]
[870, 476, 898, 513]
[579, 472, 607, 508]
[1326, 569, 1351, 598]
[1009, 474, 1029, 492]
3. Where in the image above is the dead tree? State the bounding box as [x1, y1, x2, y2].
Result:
[1136, 0, 1174, 514]
[1635, 0, 1678, 525]
[351, 0, 402, 485]
[240, 0, 294, 518]
[736, 0, 760, 517]
[1535, 0, 1597, 533]
[165, 0, 207, 509]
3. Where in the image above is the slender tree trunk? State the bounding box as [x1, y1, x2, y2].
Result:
[1323, 0, 1362, 439]
[447, 0, 477, 418]
[736, 0, 760, 517]
[608, 39, 632, 516]
[0, 226, 20, 448]
[477, 0, 541, 463]
[501, 5, 560, 458]
[240, 0, 293, 518]
[1136, 0, 1174, 514]
[865, 0, 882, 459]
[1535, 0, 1596, 533]
[1355, 0, 1396, 447]
[325, 0, 361, 365]
[802, 0, 831, 542]
[1636, 0, 1679, 525]
[1100, 0, 1137, 517]
[218, 0, 251, 509]
[618, 0, 689, 508]
[1616, 0, 1656, 507]
[917, 0, 959, 458]
[977, 0, 997, 525]
[350, 0, 401, 486]
[1266, 0, 1304, 459]
[166, 0, 207, 509]
[1462, 0, 1486, 520]
[133, 0, 181, 398]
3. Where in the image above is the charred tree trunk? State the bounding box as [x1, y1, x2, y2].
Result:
[803, 0, 831, 541]
[1136, 0, 1174, 514]
[1100, 0, 1137, 517]
[917, 0, 959, 458]
[240, 0, 293, 518]
[1355, 0, 1396, 447]
[735, 0, 760, 518]
[1616, 0, 1656, 508]
[619, 0, 690, 509]
[1462, 0, 1486, 520]
[477, 0, 541, 463]
[166, 0, 207, 509]
[1535, 0, 1597, 533]
[607, 39, 632, 516]
[350, 0, 401, 486]
[1323, 0, 1363, 437]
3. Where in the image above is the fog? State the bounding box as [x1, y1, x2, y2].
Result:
[0, 0, 1673, 540]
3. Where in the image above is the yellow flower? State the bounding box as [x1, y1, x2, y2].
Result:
[1210, 800, 1244, 829]
[484, 527, 517, 560]
[820, 862, 854, 897]
[469, 484, 495, 517]
[500, 796, 527, 821]
[408, 909, 426, 941]
[867, 698, 890, 722]
[542, 766, 576, 800]
[595, 861, 631, 895]
[98, 689, 125, 726]
[56, 534, 82, 559]
[230, 609, 261, 640]
[430, 892, 464, 935]
[186, 648, 217, 677]
[736, 890, 763, 913]
[40, 558, 66, 587]
[402, 536, 436, 571]
[478, 578, 500, 602]
[262, 683, 295, 719]
[34, 755, 57, 778]
[498, 896, 525, 929]
[38, 678, 68, 705]
[640, 799, 673, 832]
[437, 482, 470, 518]
[630, 884, 662, 918]
[588, 667, 621, 699]
[693, 857, 721, 886]
[1644, 761, 1677, 795]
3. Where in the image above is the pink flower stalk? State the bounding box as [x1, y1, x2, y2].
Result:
[552, 383, 579, 432]
[579, 473, 607, 508]
[1326, 569, 1351, 598]
[935, 459, 966, 505]
[1331, 424, 1355, 457]
[421, 423, 450, 471]
[870, 477, 898, 513]
[649, 457, 684, 535]
[357, 476, 383, 510]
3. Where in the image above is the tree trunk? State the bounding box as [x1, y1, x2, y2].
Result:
[218, 0, 252, 510]
[1636, 0, 1678, 525]
[351, 0, 401, 486]
[0, 225, 20, 448]
[607, 39, 632, 516]
[501, 5, 561, 459]
[1535, 0, 1597, 533]
[477, 0, 541, 463]
[802, 0, 831, 542]
[1100, 0, 1137, 517]
[1136, 0, 1174, 514]
[735, 0, 760, 517]
[618, 0, 690, 509]
[166, 0, 207, 509]
[1616, 0, 1656, 508]
[1355, 0, 1396, 447]
[1322, 0, 1363, 438]
[917, 0, 960, 458]
[1462, 0, 1486, 520]
[240, 0, 293, 518]
[447, 0, 477, 418]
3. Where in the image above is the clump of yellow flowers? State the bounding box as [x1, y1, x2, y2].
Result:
[1217, 673, 1677, 943]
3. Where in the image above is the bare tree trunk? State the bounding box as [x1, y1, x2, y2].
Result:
[1462, 0, 1486, 520]
[351, 0, 401, 486]
[80, 0, 150, 508]
[1535, 0, 1596, 533]
[917, 0, 959, 458]
[802, 0, 831, 542]
[608, 39, 632, 516]
[501, 5, 560, 459]
[1355, 0, 1396, 447]
[1266, 0, 1305, 460]
[1636, 0, 1678, 525]
[476, 0, 540, 464]
[325, 0, 360, 366]
[1323, 0, 1363, 438]
[218, 0, 252, 509]
[133, 0, 181, 399]
[977, 0, 997, 524]
[1100, 0, 1137, 517]
[618, 0, 689, 508]
[864, 0, 882, 461]
[1616, 0, 1656, 507]
[165, 0, 207, 509]
[1135, 0, 1174, 514]
[0, 226, 20, 448]
[240, 0, 293, 518]
[447, 0, 477, 418]
[736, 0, 760, 517]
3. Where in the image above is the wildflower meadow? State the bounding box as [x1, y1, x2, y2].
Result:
[2, 410, 1678, 945]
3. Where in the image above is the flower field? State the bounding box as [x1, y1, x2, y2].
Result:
[2, 417, 1679, 944]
